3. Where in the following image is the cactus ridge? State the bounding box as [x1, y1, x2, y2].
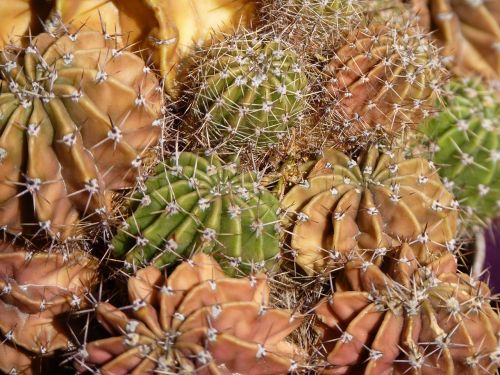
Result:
[0, 27, 164, 240]
[112, 152, 281, 272]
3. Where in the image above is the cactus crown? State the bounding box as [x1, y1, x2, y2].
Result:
[187, 30, 308, 158]
[112, 152, 281, 273]
[422, 79, 500, 224]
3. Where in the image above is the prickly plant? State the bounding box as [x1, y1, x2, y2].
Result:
[315, 243, 500, 374]
[409, 0, 500, 81]
[281, 146, 458, 274]
[186, 31, 308, 157]
[0, 242, 98, 375]
[74, 253, 302, 374]
[0, 28, 163, 239]
[323, 20, 444, 147]
[421, 79, 499, 225]
[112, 152, 281, 272]
[144, 0, 257, 95]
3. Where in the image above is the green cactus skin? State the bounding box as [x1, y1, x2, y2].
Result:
[112, 152, 281, 272]
[189, 33, 308, 155]
[422, 79, 499, 224]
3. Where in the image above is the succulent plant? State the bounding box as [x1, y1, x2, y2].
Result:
[421, 79, 499, 225]
[323, 21, 444, 146]
[0, 28, 163, 239]
[409, 0, 500, 81]
[315, 243, 500, 374]
[112, 152, 281, 271]
[75, 253, 302, 374]
[187, 31, 308, 156]
[281, 146, 458, 274]
[0, 242, 98, 374]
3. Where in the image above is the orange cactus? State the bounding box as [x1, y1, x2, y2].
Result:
[315, 243, 500, 374]
[0, 243, 98, 375]
[76, 253, 302, 374]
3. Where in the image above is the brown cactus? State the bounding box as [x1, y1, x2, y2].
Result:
[315, 243, 500, 374]
[75, 253, 302, 374]
[0, 243, 98, 375]
[409, 0, 500, 81]
[323, 21, 444, 146]
[281, 146, 458, 274]
[0, 28, 163, 239]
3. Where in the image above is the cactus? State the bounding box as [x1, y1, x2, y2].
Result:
[74, 253, 302, 374]
[281, 146, 458, 274]
[315, 243, 500, 374]
[0, 28, 163, 239]
[409, 0, 500, 81]
[112, 152, 281, 271]
[187, 31, 308, 156]
[421, 79, 499, 225]
[323, 21, 444, 147]
[0, 243, 98, 374]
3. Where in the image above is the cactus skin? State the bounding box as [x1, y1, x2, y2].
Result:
[0, 29, 163, 239]
[75, 253, 302, 374]
[409, 0, 500, 81]
[188, 32, 308, 155]
[422, 79, 499, 224]
[112, 152, 281, 271]
[315, 243, 500, 374]
[0, 242, 98, 375]
[281, 146, 458, 275]
[324, 22, 443, 146]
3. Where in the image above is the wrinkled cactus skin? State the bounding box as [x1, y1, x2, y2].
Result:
[0, 29, 163, 239]
[281, 146, 458, 274]
[112, 152, 281, 271]
[315, 243, 500, 374]
[188, 33, 308, 155]
[409, 0, 500, 81]
[421, 79, 500, 224]
[75, 253, 302, 374]
[324, 23, 443, 146]
[0, 242, 98, 375]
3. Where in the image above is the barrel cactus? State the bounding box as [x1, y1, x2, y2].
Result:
[0, 243, 98, 375]
[0, 28, 163, 239]
[409, 0, 500, 81]
[74, 253, 302, 374]
[323, 21, 444, 146]
[281, 146, 458, 274]
[112, 152, 281, 271]
[421, 79, 499, 224]
[315, 243, 500, 374]
[187, 32, 308, 156]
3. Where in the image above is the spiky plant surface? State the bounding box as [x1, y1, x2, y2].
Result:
[421, 79, 499, 226]
[184, 30, 309, 160]
[73, 253, 303, 374]
[0, 27, 164, 240]
[408, 0, 500, 81]
[315, 243, 500, 374]
[0, 242, 98, 375]
[281, 146, 458, 275]
[112, 152, 282, 273]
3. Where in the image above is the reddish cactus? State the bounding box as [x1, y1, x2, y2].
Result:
[315, 243, 500, 374]
[75, 253, 302, 374]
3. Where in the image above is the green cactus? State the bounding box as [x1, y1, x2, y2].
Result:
[187, 31, 308, 156]
[112, 152, 281, 272]
[421, 79, 499, 224]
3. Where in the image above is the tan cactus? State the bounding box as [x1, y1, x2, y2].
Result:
[281, 146, 458, 274]
[0, 243, 98, 375]
[409, 0, 500, 81]
[323, 21, 444, 146]
[75, 253, 302, 374]
[0, 28, 163, 239]
[315, 243, 500, 374]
